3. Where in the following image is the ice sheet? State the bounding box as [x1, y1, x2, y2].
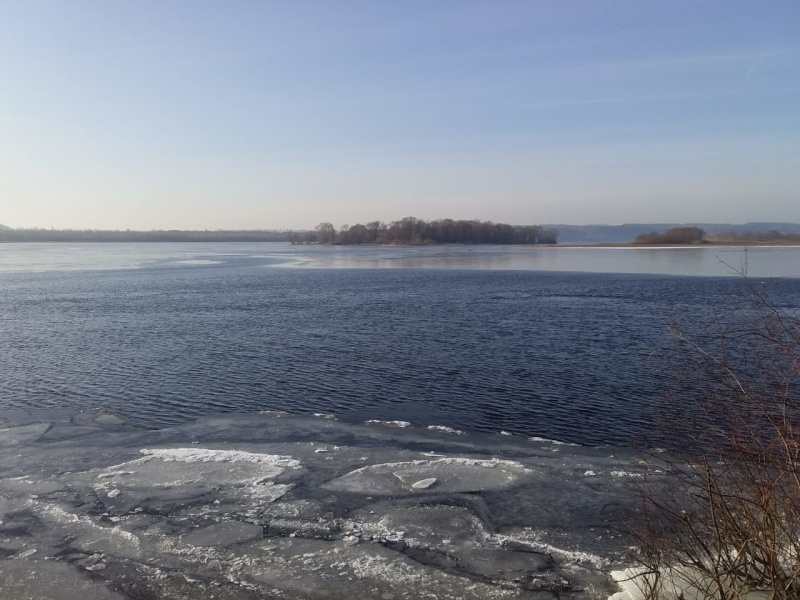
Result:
[0, 410, 644, 599]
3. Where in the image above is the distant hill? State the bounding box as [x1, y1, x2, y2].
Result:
[0, 223, 11, 231]
[550, 222, 800, 244]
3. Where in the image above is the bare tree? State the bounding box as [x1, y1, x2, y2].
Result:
[314, 222, 337, 245]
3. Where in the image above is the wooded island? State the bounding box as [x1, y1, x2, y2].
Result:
[295, 217, 558, 245]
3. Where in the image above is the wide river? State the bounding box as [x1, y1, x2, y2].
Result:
[1, 243, 799, 445]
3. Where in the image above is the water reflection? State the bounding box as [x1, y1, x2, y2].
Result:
[0, 242, 798, 278]
[288, 245, 797, 278]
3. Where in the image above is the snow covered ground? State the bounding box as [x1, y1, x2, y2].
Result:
[0, 410, 644, 599]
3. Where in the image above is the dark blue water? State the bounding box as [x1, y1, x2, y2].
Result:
[1, 261, 797, 445]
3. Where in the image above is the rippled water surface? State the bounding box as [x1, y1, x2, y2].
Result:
[1, 243, 799, 445]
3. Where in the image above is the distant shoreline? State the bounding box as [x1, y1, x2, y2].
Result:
[552, 241, 800, 248]
[0, 231, 295, 243]
[2, 239, 800, 248]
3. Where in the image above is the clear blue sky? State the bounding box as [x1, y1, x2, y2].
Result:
[1, 1, 798, 230]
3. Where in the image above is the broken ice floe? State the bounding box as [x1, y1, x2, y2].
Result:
[324, 457, 532, 495]
[87, 447, 301, 512]
[0, 410, 642, 599]
[0, 422, 51, 447]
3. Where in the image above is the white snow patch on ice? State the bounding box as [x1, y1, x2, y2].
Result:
[35, 502, 142, 553]
[529, 436, 578, 446]
[427, 425, 464, 434]
[608, 565, 774, 600]
[411, 478, 437, 489]
[139, 448, 301, 468]
[611, 470, 643, 478]
[365, 420, 411, 428]
[170, 260, 222, 266]
[499, 530, 609, 570]
[352, 457, 528, 472]
[248, 482, 293, 500]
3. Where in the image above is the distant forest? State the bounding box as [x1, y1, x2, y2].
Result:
[705, 230, 800, 244]
[633, 226, 706, 245]
[0, 229, 294, 243]
[295, 217, 558, 245]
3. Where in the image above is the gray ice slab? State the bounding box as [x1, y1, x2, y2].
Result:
[239, 537, 542, 600]
[0, 560, 127, 600]
[38, 424, 105, 441]
[0, 422, 51, 446]
[181, 521, 264, 547]
[376, 505, 489, 548]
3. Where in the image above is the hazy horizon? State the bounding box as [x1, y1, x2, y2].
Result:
[2, 1, 798, 230]
[4, 219, 800, 233]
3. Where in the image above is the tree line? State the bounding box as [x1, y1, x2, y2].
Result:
[293, 217, 558, 245]
[0, 219, 561, 245]
[633, 226, 706, 245]
[0, 229, 294, 243]
[633, 226, 800, 246]
[705, 230, 800, 244]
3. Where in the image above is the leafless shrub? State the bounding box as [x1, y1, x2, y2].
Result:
[626, 279, 800, 599]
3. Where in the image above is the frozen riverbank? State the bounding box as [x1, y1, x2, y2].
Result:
[0, 410, 643, 599]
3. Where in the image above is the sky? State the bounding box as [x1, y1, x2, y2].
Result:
[1, 1, 798, 230]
